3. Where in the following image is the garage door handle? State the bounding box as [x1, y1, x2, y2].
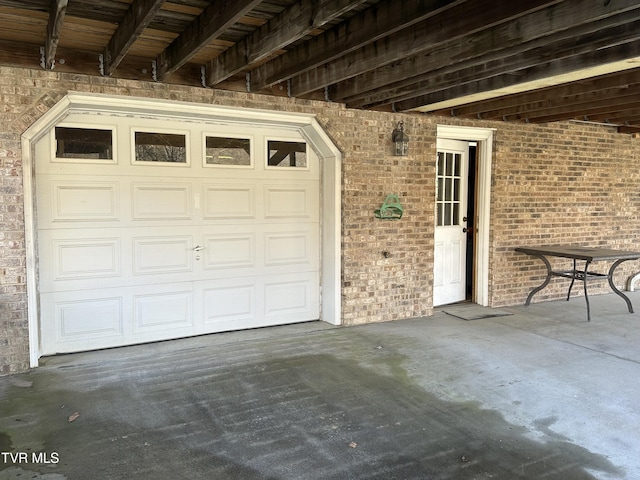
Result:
[192, 245, 205, 252]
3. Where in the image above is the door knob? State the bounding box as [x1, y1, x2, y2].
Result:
[192, 245, 205, 252]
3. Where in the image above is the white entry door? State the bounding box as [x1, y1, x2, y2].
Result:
[433, 138, 469, 306]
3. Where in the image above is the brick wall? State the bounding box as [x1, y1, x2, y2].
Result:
[2, 65, 640, 373]
[0, 128, 27, 374]
[491, 122, 640, 306]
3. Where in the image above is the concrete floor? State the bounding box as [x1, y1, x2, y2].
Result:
[1, 292, 640, 480]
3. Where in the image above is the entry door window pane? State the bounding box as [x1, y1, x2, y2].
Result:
[267, 140, 307, 168]
[55, 127, 113, 160]
[436, 150, 462, 226]
[134, 131, 187, 164]
[205, 136, 251, 166]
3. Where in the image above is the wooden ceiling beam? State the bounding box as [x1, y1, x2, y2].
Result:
[288, 0, 564, 97]
[335, 0, 640, 106]
[349, 17, 640, 109]
[0, 37, 206, 86]
[101, 0, 165, 77]
[43, 0, 67, 70]
[154, 0, 262, 81]
[573, 107, 640, 125]
[468, 87, 640, 121]
[617, 125, 640, 134]
[448, 79, 640, 121]
[596, 109, 640, 125]
[248, 0, 466, 91]
[393, 34, 640, 112]
[510, 92, 640, 123]
[205, 0, 368, 87]
[440, 70, 640, 118]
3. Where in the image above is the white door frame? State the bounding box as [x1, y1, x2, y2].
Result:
[22, 93, 342, 367]
[436, 125, 495, 307]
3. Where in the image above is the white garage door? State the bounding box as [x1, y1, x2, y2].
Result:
[35, 113, 320, 355]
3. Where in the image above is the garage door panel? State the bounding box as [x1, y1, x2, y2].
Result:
[36, 176, 121, 227]
[202, 184, 256, 220]
[198, 225, 319, 276]
[56, 297, 123, 339]
[40, 293, 125, 354]
[264, 231, 314, 267]
[132, 183, 193, 220]
[39, 230, 124, 291]
[202, 233, 256, 269]
[201, 279, 257, 326]
[133, 236, 194, 275]
[264, 272, 319, 322]
[53, 238, 121, 280]
[264, 183, 318, 220]
[52, 181, 120, 222]
[133, 290, 193, 333]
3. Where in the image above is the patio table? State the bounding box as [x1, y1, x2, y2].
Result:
[515, 245, 640, 321]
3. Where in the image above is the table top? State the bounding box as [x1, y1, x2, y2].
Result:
[515, 245, 640, 262]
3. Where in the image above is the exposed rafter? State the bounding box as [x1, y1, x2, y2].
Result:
[590, 108, 640, 125]
[2, 0, 640, 132]
[248, 0, 466, 92]
[154, 0, 262, 81]
[394, 40, 640, 112]
[43, 0, 67, 69]
[101, 0, 166, 77]
[334, 0, 640, 107]
[288, 0, 564, 97]
[359, 20, 640, 111]
[524, 93, 640, 124]
[440, 70, 640, 119]
[205, 0, 369, 86]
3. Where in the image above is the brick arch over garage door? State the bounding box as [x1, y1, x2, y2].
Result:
[21, 93, 342, 367]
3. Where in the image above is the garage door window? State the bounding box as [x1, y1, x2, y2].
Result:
[267, 140, 307, 168]
[133, 130, 188, 164]
[205, 135, 252, 167]
[54, 126, 114, 162]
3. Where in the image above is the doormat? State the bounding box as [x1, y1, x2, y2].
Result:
[441, 304, 513, 321]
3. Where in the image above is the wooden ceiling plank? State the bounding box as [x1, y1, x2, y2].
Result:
[336, 0, 640, 105]
[479, 85, 640, 121]
[444, 70, 640, 118]
[154, 0, 262, 81]
[527, 97, 640, 123]
[288, 0, 564, 97]
[249, 0, 467, 91]
[617, 126, 640, 133]
[205, 0, 369, 87]
[44, 0, 67, 69]
[102, 0, 166, 77]
[459, 86, 640, 121]
[392, 33, 640, 112]
[507, 90, 640, 123]
[593, 109, 640, 125]
[354, 18, 640, 109]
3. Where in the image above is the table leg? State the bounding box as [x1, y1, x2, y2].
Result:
[566, 258, 577, 300]
[524, 254, 552, 306]
[608, 259, 634, 314]
[583, 259, 591, 322]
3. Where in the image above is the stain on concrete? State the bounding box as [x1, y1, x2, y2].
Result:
[533, 416, 570, 441]
[0, 466, 67, 479]
[0, 349, 623, 480]
[0, 432, 11, 453]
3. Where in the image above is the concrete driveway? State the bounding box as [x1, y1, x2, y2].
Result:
[2, 292, 640, 480]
